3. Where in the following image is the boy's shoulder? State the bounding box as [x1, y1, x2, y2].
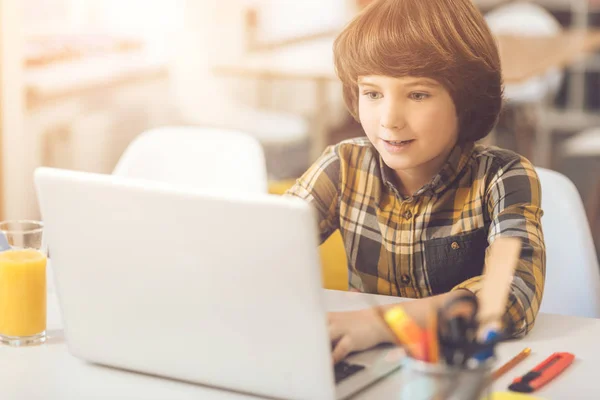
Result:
[471, 144, 532, 171]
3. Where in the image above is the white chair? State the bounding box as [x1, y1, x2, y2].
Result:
[485, 2, 563, 167]
[486, 1, 563, 103]
[113, 126, 268, 193]
[536, 167, 600, 318]
[199, 106, 311, 181]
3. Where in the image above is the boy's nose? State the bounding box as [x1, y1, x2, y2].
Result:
[379, 101, 406, 130]
[380, 121, 403, 130]
[380, 112, 406, 131]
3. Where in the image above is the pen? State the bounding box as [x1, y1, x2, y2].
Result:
[473, 328, 499, 362]
[492, 347, 532, 381]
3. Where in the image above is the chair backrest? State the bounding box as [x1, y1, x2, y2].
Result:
[485, 1, 561, 36]
[485, 1, 563, 100]
[536, 167, 600, 318]
[113, 126, 268, 193]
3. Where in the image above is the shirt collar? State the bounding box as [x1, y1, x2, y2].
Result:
[378, 141, 474, 198]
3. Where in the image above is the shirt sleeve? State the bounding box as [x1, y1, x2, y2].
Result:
[283, 145, 341, 244]
[452, 155, 545, 337]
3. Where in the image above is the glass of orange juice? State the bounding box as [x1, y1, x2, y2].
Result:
[0, 220, 47, 346]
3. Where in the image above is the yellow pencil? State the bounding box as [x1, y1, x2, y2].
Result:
[492, 347, 532, 381]
[384, 306, 426, 361]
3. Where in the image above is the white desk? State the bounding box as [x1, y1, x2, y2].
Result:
[2, 281, 599, 399]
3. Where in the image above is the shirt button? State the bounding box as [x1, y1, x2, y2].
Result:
[400, 274, 411, 284]
[403, 210, 413, 220]
[451, 241, 460, 250]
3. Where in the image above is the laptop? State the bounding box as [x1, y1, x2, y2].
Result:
[34, 167, 403, 400]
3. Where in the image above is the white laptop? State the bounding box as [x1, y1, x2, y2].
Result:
[34, 167, 403, 400]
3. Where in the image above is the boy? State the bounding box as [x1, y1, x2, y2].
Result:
[285, 0, 545, 363]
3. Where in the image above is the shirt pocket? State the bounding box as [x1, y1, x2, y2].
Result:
[424, 228, 488, 295]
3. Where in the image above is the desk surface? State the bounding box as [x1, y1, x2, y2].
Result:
[214, 30, 600, 85]
[2, 281, 599, 399]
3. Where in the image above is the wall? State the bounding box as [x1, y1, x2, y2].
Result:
[170, 0, 353, 133]
[1, 0, 28, 220]
[0, 0, 184, 219]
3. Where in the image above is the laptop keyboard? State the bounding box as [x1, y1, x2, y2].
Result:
[334, 361, 365, 384]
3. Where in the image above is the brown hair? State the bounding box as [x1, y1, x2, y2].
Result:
[333, 0, 503, 142]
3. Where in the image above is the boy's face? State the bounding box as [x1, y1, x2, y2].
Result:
[358, 75, 459, 176]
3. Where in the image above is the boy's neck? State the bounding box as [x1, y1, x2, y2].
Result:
[393, 145, 455, 197]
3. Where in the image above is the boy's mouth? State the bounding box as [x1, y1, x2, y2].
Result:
[384, 139, 414, 146]
[382, 139, 415, 153]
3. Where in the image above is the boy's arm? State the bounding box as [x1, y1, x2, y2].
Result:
[284, 146, 341, 244]
[452, 156, 545, 337]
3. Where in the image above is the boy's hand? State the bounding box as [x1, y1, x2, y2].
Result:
[328, 309, 392, 364]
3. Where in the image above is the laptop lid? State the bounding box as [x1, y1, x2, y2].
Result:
[34, 167, 336, 400]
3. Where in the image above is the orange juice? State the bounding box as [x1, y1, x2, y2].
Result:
[0, 249, 47, 337]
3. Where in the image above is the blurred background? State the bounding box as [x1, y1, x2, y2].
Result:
[1, 0, 600, 255]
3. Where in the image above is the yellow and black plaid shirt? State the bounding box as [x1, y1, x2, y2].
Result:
[286, 137, 545, 336]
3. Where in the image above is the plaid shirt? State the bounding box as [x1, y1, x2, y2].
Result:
[285, 137, 545, 337]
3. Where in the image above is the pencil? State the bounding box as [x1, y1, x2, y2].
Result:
[426, 308, 439, 363]
[491, 347, 532, 381]
[384, 306, 427, 361]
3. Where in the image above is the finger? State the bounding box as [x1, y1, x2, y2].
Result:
[328, 323, 344, 344]
[332, 335, 353, 364]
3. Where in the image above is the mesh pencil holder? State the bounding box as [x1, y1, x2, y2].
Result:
[398, 356, 493, 400]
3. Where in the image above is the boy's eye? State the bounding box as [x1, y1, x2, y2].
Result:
[363, 91, 383, 100]
[410, 92, 430, 101]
